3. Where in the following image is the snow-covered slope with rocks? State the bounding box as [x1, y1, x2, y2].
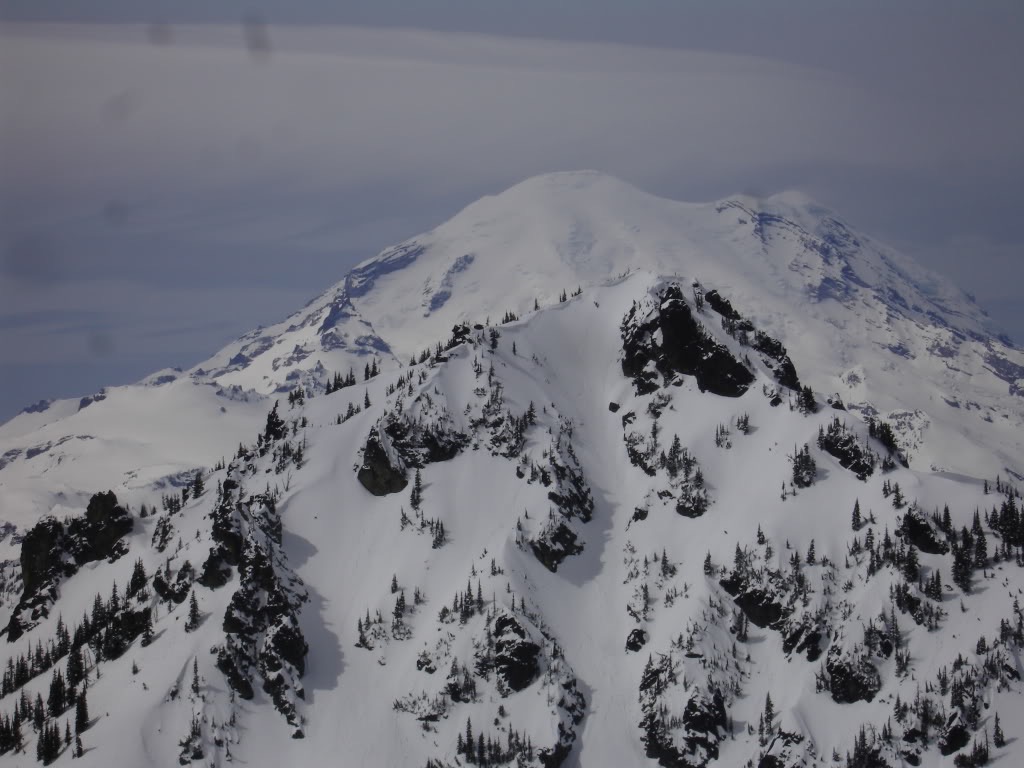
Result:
[0, 172, 1022, 768]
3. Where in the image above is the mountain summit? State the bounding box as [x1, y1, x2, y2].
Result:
[0, 173, 1022, 768]
[180, 172, 1022, 478]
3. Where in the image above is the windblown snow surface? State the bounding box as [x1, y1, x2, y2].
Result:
[0, 172, 1022, 768]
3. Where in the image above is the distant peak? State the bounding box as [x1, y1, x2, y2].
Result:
[485, 170, 657, 203]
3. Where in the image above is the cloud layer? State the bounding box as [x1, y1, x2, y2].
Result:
[1, 21, 1022, 417]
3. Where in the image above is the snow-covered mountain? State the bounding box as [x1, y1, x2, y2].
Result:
[1, 171, 1023, 768]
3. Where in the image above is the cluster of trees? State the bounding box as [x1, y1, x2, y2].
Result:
[324, 368, 358, 394]
[454, 716, 535, 766]
[438, 579, 488, 626]
[0, 664, 90, 761]
[987, 494, 1024, 563]
[867, 417, 899, 454]
[796, 385, 818, 414]
[881, 479, 906, 508]
[324, 359, 383, 395]
[399, 505, 447, 549]
[158, 471, 207, 515]
[817, 418, 877, 480]
[790, 444, 817, 488]
[2, 559, 151, 708]
[949, 512, 990, 592]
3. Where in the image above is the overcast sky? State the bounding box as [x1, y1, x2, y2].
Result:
[1, 1, 1023, 420]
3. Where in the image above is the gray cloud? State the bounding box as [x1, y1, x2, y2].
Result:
[0, 16, 1021, 419]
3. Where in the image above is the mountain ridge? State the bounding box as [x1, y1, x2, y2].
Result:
[5, 172, 1019, 485]
[0, 175, 1023, 767]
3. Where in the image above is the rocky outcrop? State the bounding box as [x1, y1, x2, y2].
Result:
[702, 286, 802, 391]
[720, 574, 789, 629]
[207, 461, 309, 731]
[357, 425, 409, 496]
[5, 490, 133, 642]
[357, 414, 470, 496]
[199, 476, 245, 588]
[492, 614, 541, 692]
[626, 628, 648, 652]
[938, 712, 971, 756]
[897, 508, 949, 555]
[622, 285, 754, 398]
[640, 665, 728, 768]
[825, 646, 881, 704]
[530, 521, 583, 573]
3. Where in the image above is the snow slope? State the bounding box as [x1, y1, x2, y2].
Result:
[0, 172, 1022, 768]
[192, 171, 1023, 479]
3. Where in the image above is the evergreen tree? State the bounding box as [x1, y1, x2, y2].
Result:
[75, 690, 89, 734]
[66, 645, 84, 689]
[903, 545, 920, 583]
[33, 693, 44, 733]
[128, 558, 147, 597]
[410, 469, 423, 511]
[263, 401, 286, 444]
[191, 470, 204, 499]
[852, 499, 862, 530]
[185, 590, 200, 632]
[994, 711, 1005, 748]
[141, 611, 154, 647]
[47, 669, 66, 717]
[791, 444, 816, 488]
[763, 692, 775, 732]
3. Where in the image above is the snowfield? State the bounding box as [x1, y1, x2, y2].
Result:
[0, 172, 1022, 768]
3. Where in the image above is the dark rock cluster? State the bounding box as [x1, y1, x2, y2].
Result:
[621, 284, 754, 398]
[6, 490, 133, 641]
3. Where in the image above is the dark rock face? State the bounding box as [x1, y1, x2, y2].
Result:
[702, 284, 803, 391]
[526, 437, 594, 572]
[493, 614, 540, 692]
[153, 562, 194, 604]
[530, 522, 583, 573]
[6, 490, 133, 642]
[751, 331, 801, 391]
[826, 646, 881, 704]
[897, 508, 949, 555]
[641, 684, 727, 768]
[639, 646, 728, 768]
[357, 426, 409, 496]
[817, 417, 876, 480]
[622, 285, 754, 398]
[720, 574, 789, 629]
[938, 712, 970, 756]
[626, 628, 648, 652]
[679, 688, 727, 759]
[68, 490, 133, 563]
[782, 622, 825, 662]
[210, 470, 309, 728]
[704, 289, 741, 320]
[758, 730, 807, 768]
[357, 414, 471, 496]
[199, 478, 245, 589]
[18, 517, 65, 599]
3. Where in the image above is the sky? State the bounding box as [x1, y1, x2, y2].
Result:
[1, 1, 1023, 420]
